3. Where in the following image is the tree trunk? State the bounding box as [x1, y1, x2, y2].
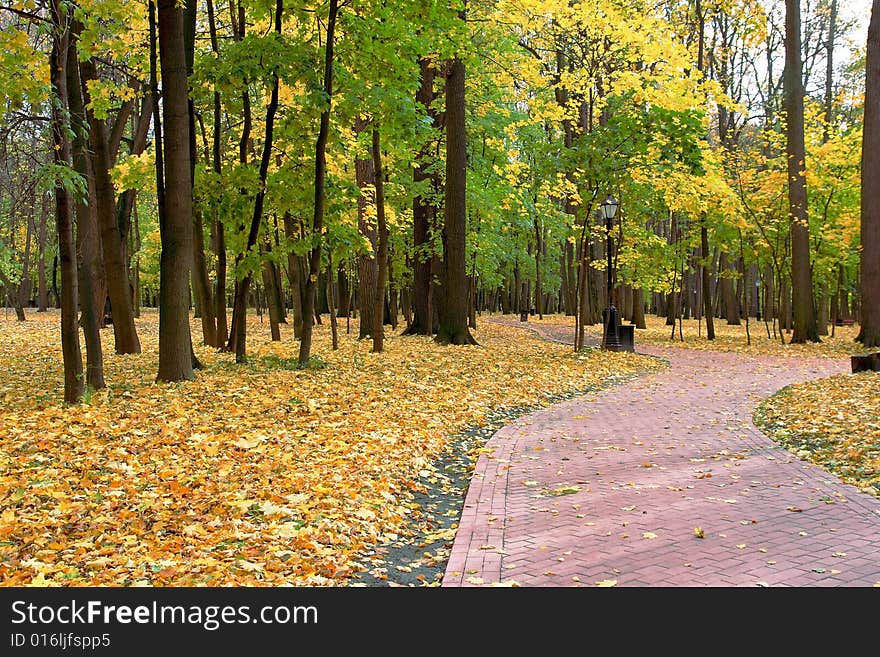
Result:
[371, 127, 389, 352]
[155, 0, 195, 381]
[355, 117, 378, 340]
[632, 287, 646, 329]
[336, 263, 350, 318]
[700, 218, 715, 339]
[720, 252, 740, 325]
[207, 0, 227, 346]
[66, 32, 105, 390]
[785, 0, 820, 343]
[37, 193, 49, 311]
[283, 213, 304, 339]
[261, 244, 282, 342]
[299, 0, 338, 366]
[405, 58, 437, 336]
[858, 0, 880, 347]
[79, 58, 141, 355]
[435, 56, 476, 345]
[49, 3, 84, 403]
[226, 0, 283, 362]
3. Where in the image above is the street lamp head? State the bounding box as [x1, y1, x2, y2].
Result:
[601, 194, 619, 220]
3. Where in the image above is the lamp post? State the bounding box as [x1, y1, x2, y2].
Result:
[601, 194, 621, 351]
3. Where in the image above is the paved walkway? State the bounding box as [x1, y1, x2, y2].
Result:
[443, 321, 880, 586]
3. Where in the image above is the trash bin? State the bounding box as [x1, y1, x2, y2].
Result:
[618, 324, 634, 352]
[519, 310, 529, 322]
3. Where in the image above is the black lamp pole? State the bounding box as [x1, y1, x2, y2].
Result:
[601, 194, 621, 351]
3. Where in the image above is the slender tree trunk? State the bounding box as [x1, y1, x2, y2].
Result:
[534, 216, 543, 319]
[283, 213, 304, 338]
[785, 0, 820, 342]
[299, 0, 338, 365]
[37, 193, 49, 311]
[326, 253, 338, 350]
[701, 217, 715, 339]
[336, 264, 350, 318]
[859, 0, 880, 346]
[405, 58, 437, 335]
[355, 117, 378, 340]
[183, 0, 216, 347]
[261, 243, 282, 341]
[66, 32, 105, 390]
[720, 252, 740, 324]
[371, 127, 389, 352]
[49, 3, 84, 403]
[207, 0, 228, 346]
[226, 0, 283, 362]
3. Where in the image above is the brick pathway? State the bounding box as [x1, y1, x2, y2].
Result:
[443, 321, 880, 586]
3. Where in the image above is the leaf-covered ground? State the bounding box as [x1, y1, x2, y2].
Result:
[755, 372, 880, 498]
[0, 310, 661, 586]
[522, 314, 861, 358]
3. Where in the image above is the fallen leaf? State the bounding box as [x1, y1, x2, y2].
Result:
[595, 579, 617, 587]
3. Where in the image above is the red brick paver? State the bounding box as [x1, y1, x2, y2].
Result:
[443, 323, 880, 586]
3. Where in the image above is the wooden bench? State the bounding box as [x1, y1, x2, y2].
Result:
[836, 319, 855, 327]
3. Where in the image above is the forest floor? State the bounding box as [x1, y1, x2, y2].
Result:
[0, 309, 660, 586]
[0, 310, 875, 587]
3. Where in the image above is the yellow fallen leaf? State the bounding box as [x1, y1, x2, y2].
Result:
[595, 579, 618, 587]
[465, 576, 484, 585]
[694, 527, 704, 539]
[642, 532, 657, 539]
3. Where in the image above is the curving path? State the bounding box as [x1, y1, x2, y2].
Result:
[443, 320, 880, 586]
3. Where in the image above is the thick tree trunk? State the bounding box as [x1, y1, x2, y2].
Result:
[858, 0, 880, 347]
[632, 287, 646, 329]
[785, 0, 819, 342]
[436, 56, 476, 346]
[155, 0, 195, 380]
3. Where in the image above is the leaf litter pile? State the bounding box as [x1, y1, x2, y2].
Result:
[0, 311, 660, 586]
[755, 372, 880, 497]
